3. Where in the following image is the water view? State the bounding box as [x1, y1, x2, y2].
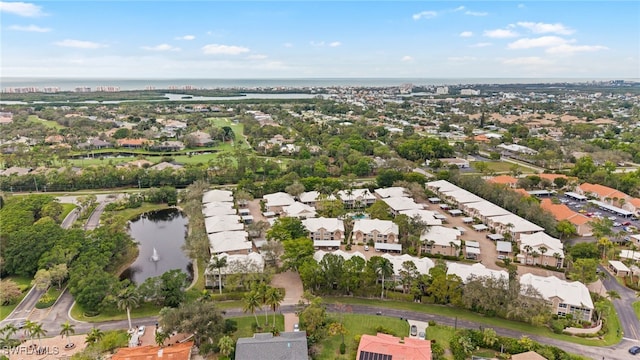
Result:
[121, 208, 192, 285]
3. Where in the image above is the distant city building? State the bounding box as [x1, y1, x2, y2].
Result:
[96, 86, 121, 92]
[436, 86, 449, 95]
[74, 87, 91, 93]
[460, 88, 480, 96]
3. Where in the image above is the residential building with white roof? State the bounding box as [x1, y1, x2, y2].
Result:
[381, 253, 435, 277]
[486, 214, 545, 240]
[519, 273, 593, 322]
[517, 232, 564, 267]
[446, 262, 508, 283]
[352, 219, 399, 251]
[426, 180, 463, 194]
[282, 202, 317, 219]
[337, 189, 377, 208]
[208, 230, 252, 255]
[374, 187, 408, 199]
[303, 217, 345, 248]
[398, 209, 443, 226]
[263, 192, 296, 213]
[202, 189, 234, 204]
[205, 252, 264, 288]
[381, 197, 424, 216]
[298, 191, 336, 207]
[202, 201, 236, 217]
[313, 249, 366, 263]
[421, 226, 461, 257]
[204, 215, 244, 234]
[461, 201, 511, 222]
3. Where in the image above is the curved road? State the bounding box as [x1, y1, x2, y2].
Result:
[599, 264, 640, 341]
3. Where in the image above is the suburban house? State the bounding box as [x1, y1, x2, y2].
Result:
[519, 273, 594, 322]
[117, 138, 150, 148]
[608, 260, 631, 277]
[381, 196, 423, 216]
[151, 140, 185, 151]
[187, 130, 214, 146]
[496, 240, 514, 260]
[461, 201, 511, 223]
[440, 157, 470, 168]
[517, 232, 565, 268]
[381, 253, 435, 280]
[282, 201, 317, 219]
[356, 333, 432, 360]
[150, 161, 184, 171]
[539, 198, 592, 236]
[313, 249, 366, 263]
[235, 332, 308, 360]
[77, 138, 112, 149]
[420, 226, 462, 257]
[577, 182, 630, 207]
[303, 217, 345, 249]
[263, 192, 296, 213]
[352, 219, 400, 252]
[111, 341, 194, 360]
[208, 230, 252, 255]
[447, 262, 508, 283]
[337, 188, 377, 208]
[205, 252, 264, 288]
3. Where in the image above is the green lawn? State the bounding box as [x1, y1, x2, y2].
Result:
[426, 325, 455, 355]
[106, 202, 170, 221]
[470, 161, 535, 174]
[231, 315, 284, 339]
[316, 313, 409, 360]
[0, 276, 33, 320]
[28, 115, 66, 129]
[70, 302, 164, 323]
[60, 203, 77, 222]
[633, 301, 640, 321]
[323, 297, 620, 346]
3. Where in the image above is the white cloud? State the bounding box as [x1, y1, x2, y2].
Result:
[502, 57, 551, 66]
[453, 6, 465, 12]
[483, 29, 519, 38]
[329, 41, 341, 47]
[508, 36, 569, 49]
[54, 39, 107, 49]
[247, 54, 268, 60]
[310, 41, 325, 47]
[518, 4, 526, 8]
[459, 31, 473, 37]
[412, 11, 437, 20]
[201, 44, 250, 55]
[517, 22, 574, 35]
[465, 11, 488, 16]
[546, 44, 608, 54]
[283, 42, 293, 48]
[142, 44, 181, 52]
[401, 56, 413, 62]
[175, 35, 195, 40]
[0, 1, 46, 17]
[470, 42, 492, 48]
[9, 24, 50, 32]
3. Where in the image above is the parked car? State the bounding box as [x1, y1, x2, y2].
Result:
[410, 325, 417, 337]
[293, 323, 300, 332]
[613, 222, 622, 227]
[364, 245, 369, 251]
[623, 221, 632, 226]
[608, 216, 617, 221]
[629, 346, 640, 355]
[137, 326, 146, 336]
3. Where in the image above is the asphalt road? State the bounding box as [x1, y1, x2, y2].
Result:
[599, 265, 640, 342]
[84, 201, 108, 230]
[60, 208, 79, 229]
[1, 287, 46, 326]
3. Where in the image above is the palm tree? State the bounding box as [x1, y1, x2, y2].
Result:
[116, 286, 140, 331]
[155, 330, 170, 347]
[375, 258, 394, 299]
[60, 321, 75, 348]
[23, 320, 36, 348]
[0, 323, 18, 347]
[218, 335, 235, 358]
[598, 237, 613, 260]
[523, 245, 533, 264]
[242, 291, 262, 327]
[85, 327, 104, 345]
[208, 255, 228, 295]
[539, 246, 548, 265]
[607, 290, 621, 300]
[31, 322, 47, 349]
[266, 287, 284, 325]
[552, 252, 563, 268]
[531, 251, 540, 266]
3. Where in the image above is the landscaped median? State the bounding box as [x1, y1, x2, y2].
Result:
[323, 296, 622, 347]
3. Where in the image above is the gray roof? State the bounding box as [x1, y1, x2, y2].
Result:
[235, 331, 308, 360]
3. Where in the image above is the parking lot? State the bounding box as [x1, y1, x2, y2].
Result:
[559, 195, 640, 236]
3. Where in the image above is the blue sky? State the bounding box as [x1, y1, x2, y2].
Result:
[1, 1, 638, 78]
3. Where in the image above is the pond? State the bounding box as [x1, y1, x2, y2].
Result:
[121, 208, 192, 285]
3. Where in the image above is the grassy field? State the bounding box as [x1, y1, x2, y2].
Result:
[426, 325, 455, 355]
[60, 203, 77, 222]
[0, 276, 33, 320]
[634, 301, 640, 321]
[470, 160, 535, 174]
[105, 202, 170, 221]
[323, 297, 621, 346]
[316, 313, 409, 360]
[231, 315, 284, 339]
[27, 115, 66, 129]
[70, 302, 164, 323]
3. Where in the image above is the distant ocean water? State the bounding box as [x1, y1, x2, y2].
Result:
[1, 77, 632, 91]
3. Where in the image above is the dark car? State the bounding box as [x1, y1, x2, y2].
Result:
[410, 325, 417, 337]
[630, 346, 640, 355]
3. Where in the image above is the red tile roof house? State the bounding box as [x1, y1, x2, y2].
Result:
[356, 333, 432, 360]
[117, 138, 151, 148]
[111, 341, 194, 360]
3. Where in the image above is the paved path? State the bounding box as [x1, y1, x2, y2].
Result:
[84, 201, 108, 230]
[271, 271, 304, 305]
[599, 264, 640, 341]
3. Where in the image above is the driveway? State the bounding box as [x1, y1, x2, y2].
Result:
[599, 264, 640, 341]
[270, 271, 304, 305]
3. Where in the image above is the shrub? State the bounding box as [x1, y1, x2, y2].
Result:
[428, 320, 437, 326]
[35, 294, 56, 309]
[339, 342, 346, 354]
[374, 326, 395, 336]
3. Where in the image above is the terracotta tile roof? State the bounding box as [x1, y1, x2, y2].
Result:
[117, 138, 150, 146]
[540, 198, 590, 226]
[488, 175, 518, 186]
[511, 351, 548, 360]
[538, 173, 576, 182]
[579, 183, 628, 200]
[630, 198, 640, 208]
[356, 333, 431, 360]
[513, 188, 530, 197]
[112, 341, 193, 360]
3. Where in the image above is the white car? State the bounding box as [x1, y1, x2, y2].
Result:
[364, 245, 369, 251]
[293, 323, 300, 332]
[137, 326, 146, 336]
